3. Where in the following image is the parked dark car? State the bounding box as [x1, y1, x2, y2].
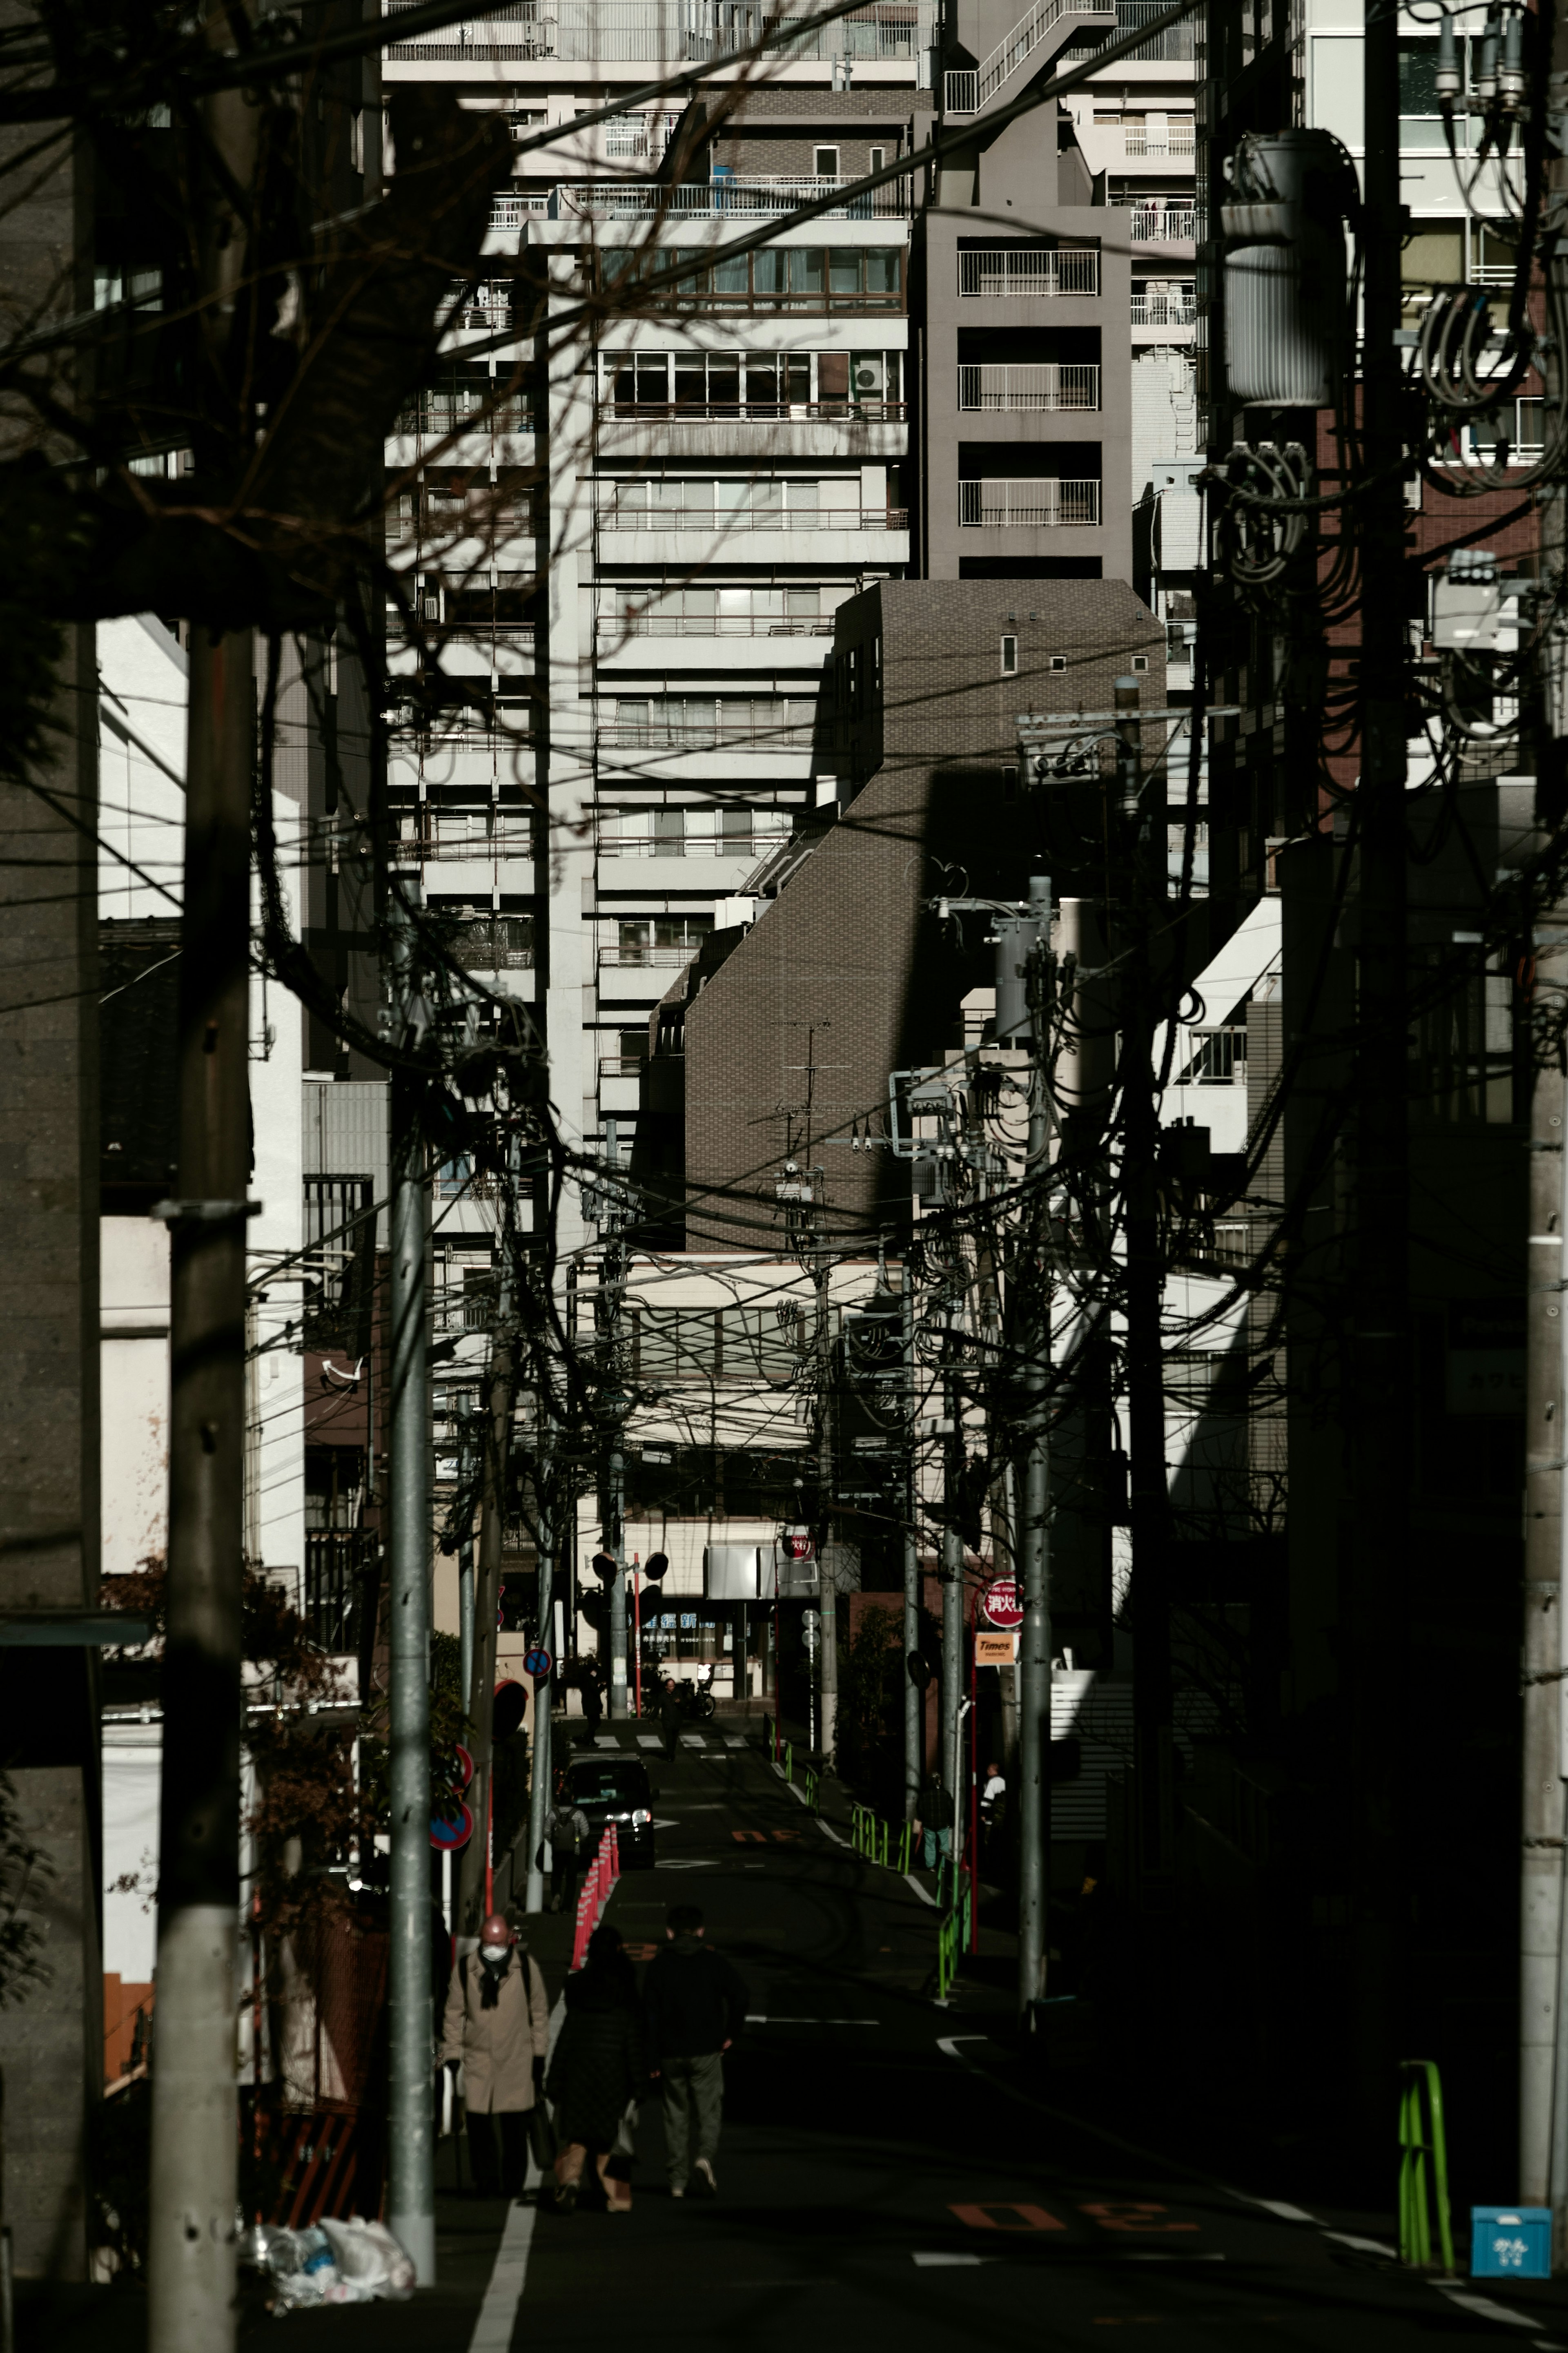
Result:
[566, 1756, 656, 1867]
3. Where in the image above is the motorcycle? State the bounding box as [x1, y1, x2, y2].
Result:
[676, 1664, 717, 1722]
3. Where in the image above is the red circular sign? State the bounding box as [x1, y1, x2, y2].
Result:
[981, 1578, 1024, 1631]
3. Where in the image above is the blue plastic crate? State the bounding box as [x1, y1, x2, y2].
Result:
[1471, 2206, 1551, 2279]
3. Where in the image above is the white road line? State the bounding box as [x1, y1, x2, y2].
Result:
[592, 1735, 621, 1748]
[1229, 2193, 1315, 2224]
[636, 1734, 662, 1749]
[913, 2252, 995, 2268]
[906, 1873, 938, 1907]
[816, 1818, 849, 1845]
[1438, 2289, 1541, 2331]
[680, 1733, 708, 1748]
[745, 2015, 880, 2025]
[1321, 2231, 1398, 2258]
[724, 1737, 746, 1749]
[468, 2196, 539, 2353]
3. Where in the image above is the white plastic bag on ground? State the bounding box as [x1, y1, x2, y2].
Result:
[318, 2216, 417, 2301]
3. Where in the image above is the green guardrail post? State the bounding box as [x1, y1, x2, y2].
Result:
[1398, 2060, 1454, 2272]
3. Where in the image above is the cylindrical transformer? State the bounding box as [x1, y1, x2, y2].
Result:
[1222, 129, 1350, 408]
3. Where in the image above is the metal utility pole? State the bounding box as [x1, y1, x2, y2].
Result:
[815, 1245, 839, 1765]
[1116, 680, 1175, 1904]
[460, 1307, 512, 1931]
[524, 1435, 554, 1914]
[940, 1385, 965, 1841]
[598, 1130, 631, 1719]
[458, 1530, 475, 1740]
[1351, 0, 1412, 2130]
[1524, 21, 1568, 2219]
[1013, 876, 1054, 2016]
[902, 1271, 922, 1819]
[147, 627, 254, 2353]
[386, 881, 434, 2284]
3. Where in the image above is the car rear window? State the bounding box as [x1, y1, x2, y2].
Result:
[570, 1764, 650, 1804]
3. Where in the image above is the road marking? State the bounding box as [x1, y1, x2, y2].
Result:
[1320, 2231, 1397, 2258]
[1229, 2195, 1315, 2224]
[1122, 2252, 1227, 2263]
[1437, 2290, 1540, 2330]
[1081, 2203, 1198, 2234]
[724, 1737, 747, 1749]
[746, 2015, 880, 2025]
[592, 1734, 621, 1748]
[913, 2252, 996, 2268]
[952, 2202, 1065, 2232]
[816, 1819, 849, 1846]
[636, 1734, 662, 1749]
[906, 1874, 938, 1908]
[468, 2196, 539, 2351]
[680, 1733, 708, 1748]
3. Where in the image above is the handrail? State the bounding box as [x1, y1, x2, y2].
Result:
[851, 1801, 913, 1873]
[936, 1869, 971, 1998]
[1398, 2059, 1454, 2270]
[955, 0, 1111, 112]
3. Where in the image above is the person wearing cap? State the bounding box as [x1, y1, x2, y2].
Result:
[440, 1912, 550, 2199]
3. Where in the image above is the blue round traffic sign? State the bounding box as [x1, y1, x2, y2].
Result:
[430, 1802, 474, 1853]
[524, 1646, 553, 1679]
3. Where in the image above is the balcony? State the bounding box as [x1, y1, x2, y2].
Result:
[1131, 290, 1196, 326]
[599, 816, 796, 841]
[1109, 204, 1203, 243]
[557, 176, 912, 221]
[1123, 124, 1194, 156]
[959, 478, 1100, 526]
[942, 0, 1113, 116]
[597, 503, 908, 533]
[391, 0, 934, 62]
[603, 399, 906, 424]
[958, 363, 1099, 411]
[1064, 0, 1196, 60]
[599, 943, 702, 968]
[958, 248, 1099, 298]
[398, 826, 538, 861]
[599, 614, 838, 638]
[304, 1530, 378, 1657]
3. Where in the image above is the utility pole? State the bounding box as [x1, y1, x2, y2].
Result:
[1524, 22, 1568, 2221]
[902, 1269, 922, 1820]
[1351, 0, 1412, 2130]
[458, 1529, 475, 1741]
[146, 628, 254, 2353]
[386, 879, 434, 2284]
[815, 1226, 838, 1766]
[460, 1302, 512, 1930]
[1012, 876, 1054, 2016]
[940, 1393, 964, 1849]
[524, 1432, 554, 1914]
[598, 1132, 630, 1718]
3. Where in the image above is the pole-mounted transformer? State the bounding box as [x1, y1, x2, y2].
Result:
[1221, 129, 1354, 408]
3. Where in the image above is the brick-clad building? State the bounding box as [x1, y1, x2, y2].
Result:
[676, 577, 1165, 1238]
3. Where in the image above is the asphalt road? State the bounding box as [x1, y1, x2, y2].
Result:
[23, 1725, 1568, 2351]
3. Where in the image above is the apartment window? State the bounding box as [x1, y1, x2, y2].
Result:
[618, 245, 902, 313]
[1050, 654, 1067, 671]
[1000, 634, 1018, 675]
[869, 145, 886, 173]
[1132, 654, 1149, 671]
[815, 146, 840, 177]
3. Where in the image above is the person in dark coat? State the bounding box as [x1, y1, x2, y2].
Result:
[545, 1923, 646, 2212]
[657, 1675, 683, 1763]
[644, 1901, 749, 2198]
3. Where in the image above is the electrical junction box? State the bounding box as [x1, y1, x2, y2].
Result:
[1470, 2207, 1550, 2279]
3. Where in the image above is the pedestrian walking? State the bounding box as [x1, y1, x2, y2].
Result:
[644, 1901, 749, 2200]
[912, 1773, 954, 1873]
[980, 1760, 1006, 1856]
[546, 1923, 647, 2213]
[543, 1773, 591, 1915]
[657, 1674, 683, 1763]
[439, 1914, 550, 2199]
[577, 1657, 605, 1740]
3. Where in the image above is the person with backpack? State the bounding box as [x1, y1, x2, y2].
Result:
[643, 1901, 749, 2199]
[439, 1914, 550, 2199]
[544, 1773, 591, 1914]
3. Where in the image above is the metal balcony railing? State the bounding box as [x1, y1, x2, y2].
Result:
[597, 613, 838, 637]
[957, 247, 1099, 297]
[599, 504, 909, 532]
[959, 478, 1101, 526]
[1107, 0, 1196, 58]
[599, 943, 704, 967]
[1131, 290, 1196, 325]
[558, 175, 912, 219]
[390, 0, 935, 65]
[958, 362, 1099, 410]
[601, 825, 792, 848]
[941, 0, 1112, 114]
[1109, 203, 1203, 241]
[604, 399, 907, 422]
[1124, 123, 1195, 155]
[600, 1055, 648, 1078]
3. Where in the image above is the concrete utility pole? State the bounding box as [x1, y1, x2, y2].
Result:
[386, 882, 435, 2284]
[147, 628, 254, 2353]
[1013, 876, 1054, 2016]
[461, 1307, 512, 1933]
[902, 1271, 922, 1820]
[1524, 24, 1568, 2222]
[597, 1134, 631, 1718]
[940, 1396, 964, 1844]
[1351, 0, 1412, 2132]
[524, 1435, 554, 1914]
[815, 1244, 839, 1765]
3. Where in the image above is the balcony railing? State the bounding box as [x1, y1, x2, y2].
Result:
[941, 0, 1112, 114]
[959, 478, 1101, 526]
[1062, 0, 1196, 58]
[599, 822, 795, 845]
[600, 1055, 648, 1078]
[1124, 124, 1195, 155]
[488, 194, 552, 231]
[597, 613, 838, 637]
[1131, 290, 1196, 325]
[304, 1530, 378, 1657]
[390, 0, 935, 62]
[604, 399, 907, 422]
[398, 829, 539, 861]
[599, 943, 704, 967]
[958, 247, 1100, 297]
[958, 362, 1099, 410]
[1109, 203, 1203, 241]
[557, 175, 912, 219]
[598, 503, 908, 532]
